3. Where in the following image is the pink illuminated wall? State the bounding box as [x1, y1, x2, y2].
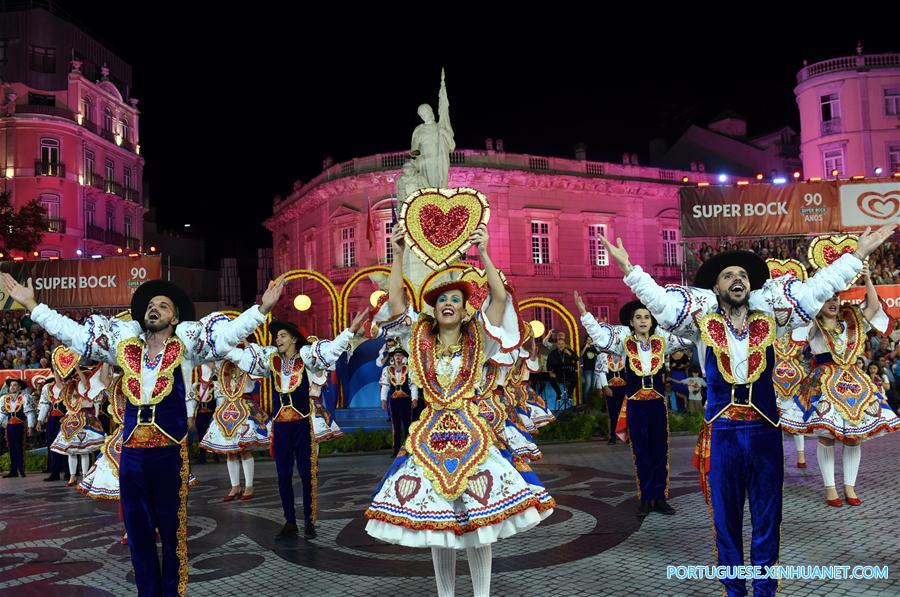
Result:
[265, 150, 714, 339]
[795, 52, 900, 178]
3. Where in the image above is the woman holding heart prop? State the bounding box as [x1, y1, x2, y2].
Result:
[365, 222, 554, 597]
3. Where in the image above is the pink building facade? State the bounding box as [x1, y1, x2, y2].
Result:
[795, 51, 900, 179]
[0, 8, 145, 260]
[265, 150, 714, 340]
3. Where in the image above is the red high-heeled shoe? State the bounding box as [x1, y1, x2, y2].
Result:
[826, 497, 843, 507]
[797, 462, 807, 469]
[120, 534, 129, 545]
[845, 496, 862, 506]
[223, 491, 242, 502]
[239, 492, 253, 501]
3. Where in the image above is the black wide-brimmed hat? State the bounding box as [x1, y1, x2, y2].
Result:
[619, 299, 658, 332]
[4, 377, 30, 391]
[694, 251, 769, 291]
[131, 280, 196, 330]
[269, 320, 309, 348]
[388, 346, 408, 358]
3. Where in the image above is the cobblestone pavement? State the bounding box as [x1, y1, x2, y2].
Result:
[1, 433, 897, 596]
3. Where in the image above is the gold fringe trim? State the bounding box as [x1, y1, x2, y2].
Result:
[177, 441, 189, 596]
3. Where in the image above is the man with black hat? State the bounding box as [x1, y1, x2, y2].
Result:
[599, 223, 895, 597]
[223, 311, 368, 540]
[1, 377, 36, 477]
[380, 346, 418, 458]
[1, 273, 283, 597]
[574, 293, 692, 517]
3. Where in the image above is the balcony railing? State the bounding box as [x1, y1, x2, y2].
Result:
[591, 265, 613, 278]
[105, 230, 125, 246]
[652, 264, 682, 282]
[17, 104, 76, 121]
[86, 224, 106, 242]
[46, 218, 66, 233]
[328, 266, 355, 283]
[820, 118, 842, 136]
[100, 128, 116, 142]
[105, 180, 123, 196]
[797, 53, 900, 83]
[125, 236, 140, 250]
[83, 120, 98, 135]
[34, 160, 66, 177]
[532, 262, 556, 277]
[124, 187, 141, 203]
[85, 172, 104, 189]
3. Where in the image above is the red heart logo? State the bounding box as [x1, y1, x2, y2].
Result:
[857, 191, 900, 220]
[420, 205, 470, 248]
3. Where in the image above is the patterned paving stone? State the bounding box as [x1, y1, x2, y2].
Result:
[1, 434, 897, 596]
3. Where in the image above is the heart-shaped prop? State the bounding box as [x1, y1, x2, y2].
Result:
[765, 258, 808, 282]
[807, 234, 867, 286]
[52, 345, 79, 379]
[399, 187, 490, 271]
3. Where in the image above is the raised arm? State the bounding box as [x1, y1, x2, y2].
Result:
[574, 291, 628, 355]
[470, 224, 507, 327]
[859, 264, 888, 330]
[298, 311, 367, 373]
[388, 223, 407, 318]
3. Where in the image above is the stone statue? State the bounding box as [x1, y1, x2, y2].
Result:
[410, 69, 455, 188]
[395, 160, 428, 202]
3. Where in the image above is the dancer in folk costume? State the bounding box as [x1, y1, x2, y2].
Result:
[2, 272, 283, 597]
[200, 359, 272, 501]
[1, 377, 36, 478]
[365, 223, 554, 597]
[36, 346, 81, 481]
[575, 294, 692, 517]
[380, 346, 419, 458]
[596, 224, 894, 597]
[50, 362, 110, 486]
[223, 315, 367, 539]
[780, 260, 899, 506]
[765, 259, 812, 469]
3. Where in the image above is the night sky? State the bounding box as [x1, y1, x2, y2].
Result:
[53, 1, 894, 264]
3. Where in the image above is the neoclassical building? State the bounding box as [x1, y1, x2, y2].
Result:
[265, 149, 713, 341]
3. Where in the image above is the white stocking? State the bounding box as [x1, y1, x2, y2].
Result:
[466, 545, 492, 597]
[79, 454, 91, 475]
[226, 455, 241, 487]
[68, 454, 78, 476]
[817, 443, 835, 487]
[241, 455, 255, 488]
[842, 443, 861, 487]
[793, 434, 805, 454]
[431, 547, 456, 597]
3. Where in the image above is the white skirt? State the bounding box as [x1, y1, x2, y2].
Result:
[51, 413, 105, 455]
[365, 446, 554, 549]
[200, 399, 273, 454]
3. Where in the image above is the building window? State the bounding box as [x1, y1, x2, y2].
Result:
[662, 228, 679, 266]
[82, 97, 93, 122]
[587, 224, 608, 266]
[595, 306, 610, 323]
[120, 118, 129, 143]
[124, 216, 132, 238]
[84, 149, 95, 175]
[106, 208, 115, 232]
[29, 45, 56, 73]
[40, 194, 60, 231]
[104, 108, 113, 134]
[123, 167, 132, 191]
[885, 88, 900, 116]
[304, 234, 316, 270]
[531, 221, 551, 264]
[105, 158, 115, 182]
[340, 226, 356, 267]
[534, 306, 553, 330]
[383, 221, 394, 263]
[820, 93, 840, 122]
[85, 201, 95, 228]
[40, 138, 60, 167]
[39, 249, 60, 258]
[889, 145, 900, 173]
[823, 148, 844, 176]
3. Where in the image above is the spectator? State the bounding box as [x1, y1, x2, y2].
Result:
[581, 339, 599, 398]
[547, 335, 578, 402]
[673, 365, 707, 414]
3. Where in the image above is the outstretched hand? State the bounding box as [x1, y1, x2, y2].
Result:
[599, 233, 633, 275]
[573, 291, 587, 316]
[856, 223, 897, 259]
[259, 277, 286, 315]
[1, 274, 38, 311]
